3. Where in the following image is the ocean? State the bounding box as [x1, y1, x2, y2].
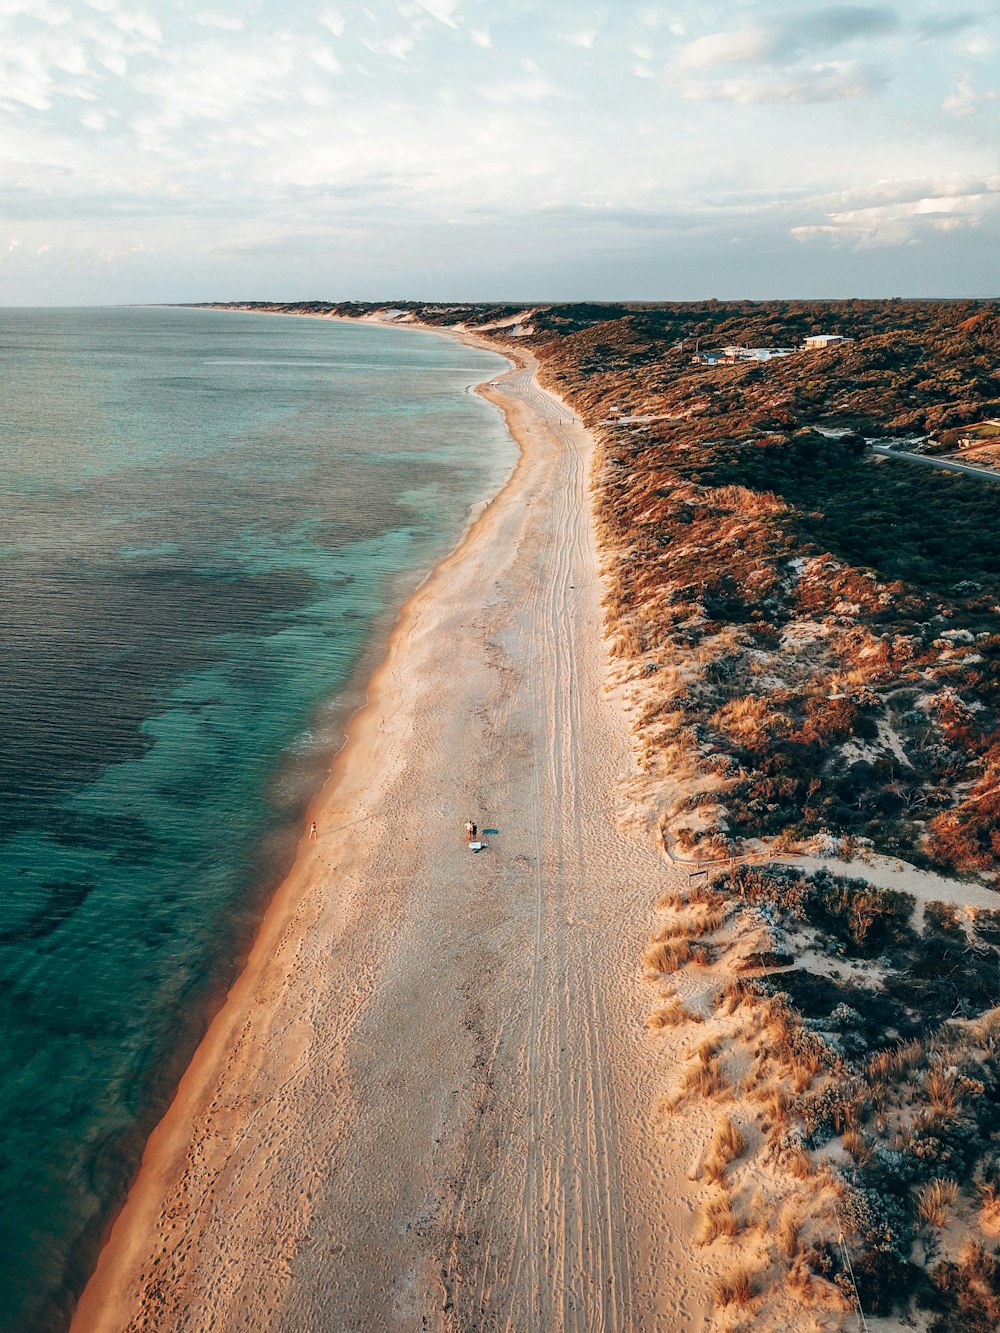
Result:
[0, 307, 514, 1331]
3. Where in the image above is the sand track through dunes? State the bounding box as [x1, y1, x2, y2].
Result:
[71, 350, 710, 1331]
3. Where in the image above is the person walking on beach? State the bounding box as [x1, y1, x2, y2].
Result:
[465, 820, 477, 842]
[309, 821, 317, 839]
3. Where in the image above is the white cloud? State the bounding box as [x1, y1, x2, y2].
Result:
[669, 6, 905, 105]
[319, 8, 345, 38]
[792, 174, 1000, 246]
[0, 22, 95, 111]
[561, 29, 597, 50]
[111, 8, 161, 44]
[676, 6, 900, 72]
[480, 57, 561, 104]
[131, 35, 299, 130]
[480, 75, 560, 103]
[962, 34, 997, 58]
[679, 27, 778, 71]
[94, 240, 147, 265]
[468, 27, 490, 47]
[310, 43, 341, 75]
[407, 0, 460, 28]
[943, 75, 978, 116]
[98, 46, 127, 76]
[680, 60, 888, 104]
[191, 12, 245, 32]
[941, 75, 998, 116]
[0, 0, 72, 20]
[362, 31, 416, 60]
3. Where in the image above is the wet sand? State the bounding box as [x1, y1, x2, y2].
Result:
[70, 349, 710, 1331]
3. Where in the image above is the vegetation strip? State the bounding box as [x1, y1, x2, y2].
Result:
[202, 298, 1000, 1328]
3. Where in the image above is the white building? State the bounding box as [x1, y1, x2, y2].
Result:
[803, 334, 850, 351]
[722, 346, 794, 362]
[694, 347, 793, 365]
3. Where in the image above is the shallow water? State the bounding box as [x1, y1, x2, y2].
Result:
[0, 307, 513, 1330]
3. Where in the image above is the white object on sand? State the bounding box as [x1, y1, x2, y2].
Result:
[468, 841, 483, 851]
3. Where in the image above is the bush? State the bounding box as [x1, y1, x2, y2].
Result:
[841, 1184, 915, 1314]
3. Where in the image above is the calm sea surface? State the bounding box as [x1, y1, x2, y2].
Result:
[0, 307, 514, 1330]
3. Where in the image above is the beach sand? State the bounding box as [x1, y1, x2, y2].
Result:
[70, 350, 712, 1331]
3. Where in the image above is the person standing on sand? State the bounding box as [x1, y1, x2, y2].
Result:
[465, 820, 476, 841]
[309, 821, 317, 839]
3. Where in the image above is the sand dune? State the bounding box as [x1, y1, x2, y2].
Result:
[71, 349, 713, 1330]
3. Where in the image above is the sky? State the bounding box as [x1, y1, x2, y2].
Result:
[1, 0, 999, 304]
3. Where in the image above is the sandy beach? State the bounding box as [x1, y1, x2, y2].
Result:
[70, 346, 713, 1331]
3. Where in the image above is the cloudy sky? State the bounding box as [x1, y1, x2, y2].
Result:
[1, 0, 998, 303]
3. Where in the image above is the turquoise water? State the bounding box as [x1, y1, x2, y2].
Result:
[0, 308, 514, 1330]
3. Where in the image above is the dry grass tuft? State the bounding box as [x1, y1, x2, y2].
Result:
[757, 1087, 791, 1134]
[655, 882, 725, 912]
[925, 1065, 960, 1116]
[692, 909, 726, 938]
[790, 1051, 822, 1094]
[918, 1177, 959, 1229]
[654, 918, 695, 941]
[787, 1146, 813, 1180]
[610, 625, 644, 659]
[696, 1194, 740, 1245]
[693, 885, 726, 909]
[703, 484, 787, 515]
[787, 1255, 813, 1296]
[646, 998, 703, 1029]
[741, 1185, 772, 1237]
[679, 882, 726, 909]
[866, 1038, 923, 1088]
[713, 1266, 756, 1308]
[702, 1114, 746, 1183]
[653, 909, 725, 941]
[716, 978, 759, 1017]
[978, 1181, 1000, 1232]
[643, 937, 693, 975]
[678, 1056, 729, 1101]
[776, 1204, 800, 1259]
[842, 1129, 872, 1166]
[697, 1037, 719, 1065]
[967, 1005, 1000, 1048]
[716, 1115, 746, 1161]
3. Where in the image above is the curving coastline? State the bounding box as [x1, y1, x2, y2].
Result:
[70, 339, 712, 1331]
[82, 300, 1000, 1331]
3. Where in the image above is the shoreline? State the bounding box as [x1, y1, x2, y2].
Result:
[73, 331, 548, 1324]
[70, 319, 714, 1331]
[69, 323, 529, 1328]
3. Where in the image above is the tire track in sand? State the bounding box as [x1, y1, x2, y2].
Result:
[436, 367, 640, 1333]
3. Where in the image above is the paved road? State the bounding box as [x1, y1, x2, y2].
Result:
[869, 443, 1000, 483]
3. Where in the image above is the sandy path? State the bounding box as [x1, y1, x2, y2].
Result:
[71, 357, 710, 1332]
